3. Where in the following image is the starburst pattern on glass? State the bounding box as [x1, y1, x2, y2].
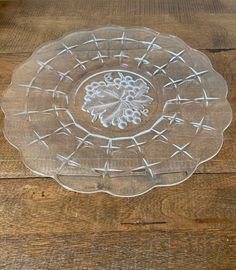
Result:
[1, 26, 232, 197]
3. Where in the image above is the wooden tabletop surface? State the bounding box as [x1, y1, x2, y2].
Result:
[0, 0, 236, 269]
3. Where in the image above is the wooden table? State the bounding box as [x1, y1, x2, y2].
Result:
[0, 0, 235, 269]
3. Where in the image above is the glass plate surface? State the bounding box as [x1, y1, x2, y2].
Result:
[1, 26, 232, 197]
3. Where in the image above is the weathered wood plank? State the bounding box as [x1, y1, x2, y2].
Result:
[0, 0, 236, 54]
[0, 174, 235, 236]
[0, 173, 235, 269]
[0, 228, 235, 270]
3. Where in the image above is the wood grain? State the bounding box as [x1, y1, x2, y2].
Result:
[0, 0, 236, 54]
[0, 174, 235, 235]
[0, 174, 235, 269]
[0, 229, 235, 270]
[0, 0, 236, 269]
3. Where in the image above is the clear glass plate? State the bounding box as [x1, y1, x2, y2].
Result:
[1, 26, 232, 197]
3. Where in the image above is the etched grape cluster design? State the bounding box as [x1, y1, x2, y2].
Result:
[82, 72, 153, 129]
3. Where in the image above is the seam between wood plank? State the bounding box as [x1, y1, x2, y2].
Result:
[1, 171, 236, 181]
[0, 48, 236, 56]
